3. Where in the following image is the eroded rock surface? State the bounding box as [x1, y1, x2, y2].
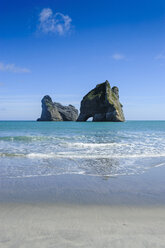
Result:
[37, 95, 78, 121]
[77, 80, 125, 122]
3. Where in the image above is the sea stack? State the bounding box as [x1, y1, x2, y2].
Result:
[77, 80, 125, 122]
[37, 95, 78, 121]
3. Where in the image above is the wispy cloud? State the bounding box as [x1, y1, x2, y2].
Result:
[38, 8, 72, 35]
[155, 53, 165, 60]
[0, 62, 31, 73]
[112, 53, 125, 61]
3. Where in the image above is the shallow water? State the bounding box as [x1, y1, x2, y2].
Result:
[0, 121, 165, 178]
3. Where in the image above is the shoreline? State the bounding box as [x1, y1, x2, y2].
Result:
[0, 165, 165, 206]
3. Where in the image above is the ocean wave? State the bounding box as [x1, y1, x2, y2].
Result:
[1, 151, 165, 160]
[65, 142, 130, 148]
[0, 152, 25, 157]
[1, 152, 165, 179]
[26, 152, 165, 159]
[0, 136, 49, 142]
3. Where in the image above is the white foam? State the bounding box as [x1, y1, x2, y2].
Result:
[26, 152, 165, 160]
[27, 153, 55, 158]
[65, 142, 130, 148]
[154, 162, 165, 168]
[8, 170, 86, 179]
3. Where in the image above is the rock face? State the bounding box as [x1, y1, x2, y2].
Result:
[37, 95, 78, 121]
[77, 80, 125, 122]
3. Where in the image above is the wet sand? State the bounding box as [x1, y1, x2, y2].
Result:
[0, 166, 165, 247]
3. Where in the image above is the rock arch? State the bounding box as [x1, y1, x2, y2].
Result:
[77, 80, 125, 122]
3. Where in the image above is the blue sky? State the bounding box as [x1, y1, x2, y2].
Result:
[0, 0, 165, 120]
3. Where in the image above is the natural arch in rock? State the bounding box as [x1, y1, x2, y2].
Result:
[77, 80, 125, 122]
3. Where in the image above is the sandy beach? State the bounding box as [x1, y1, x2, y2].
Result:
[0, 203, 165, 248]
[0, 166, 165, 248]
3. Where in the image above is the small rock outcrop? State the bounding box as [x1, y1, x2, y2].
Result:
[37, 95, 78, 121]
[77, 80, 125, 122]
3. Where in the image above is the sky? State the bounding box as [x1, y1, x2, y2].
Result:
[0, 0, 165, 120]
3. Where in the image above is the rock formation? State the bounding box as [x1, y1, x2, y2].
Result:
[37, 95, 78, 121]
[77, 80, 125, 122]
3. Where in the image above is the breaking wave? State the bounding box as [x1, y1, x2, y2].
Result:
[0, 121, 165, 178]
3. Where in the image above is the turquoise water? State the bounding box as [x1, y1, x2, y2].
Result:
[0, 121, 165, 178]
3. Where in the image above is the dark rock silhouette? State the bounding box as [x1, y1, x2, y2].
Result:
[77, 80, 125, 122]
[37, 95, 78, 121]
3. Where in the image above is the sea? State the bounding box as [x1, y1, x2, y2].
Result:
[0, 121, 165, 179]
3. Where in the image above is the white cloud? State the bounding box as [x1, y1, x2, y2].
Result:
[0, 62, 31, 73]
[155, 53, 165, 60]
[38, 8, 72, 35]
[112, 53, 125, 61]
[39, 8, 53, 22]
